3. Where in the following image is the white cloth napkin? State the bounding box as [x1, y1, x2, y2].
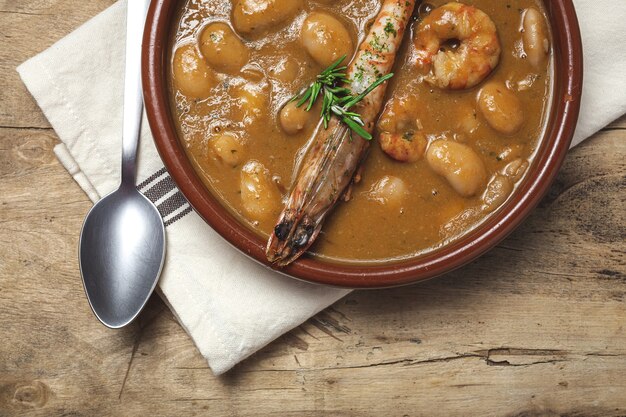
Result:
[17, 0, 626, 375]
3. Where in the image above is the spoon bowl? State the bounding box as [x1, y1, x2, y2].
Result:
[80, 184, 165, 328]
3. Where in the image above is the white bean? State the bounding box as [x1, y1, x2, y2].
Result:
[482, 174, 514, 213]
[199, 22, 249, 74]
[366, 176, 408, 208]
[240, 161, 282, 221]
[503, 158, 529, 183]
[233, 0, 303, 36]
[301, 12, 353, 67]
[172, 44, 215, 99]
[210, 132, 245, 167]
[426, 140, 487, 198]
[232, 83, 268, 125]
[279, 101, 313, 135]
[522, 8, 550, 68]
[477, 81, 525, 135]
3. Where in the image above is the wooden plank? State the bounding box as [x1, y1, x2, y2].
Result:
[605, 114, 626, 130]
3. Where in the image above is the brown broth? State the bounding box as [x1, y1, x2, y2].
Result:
[169, 0, 553, 264]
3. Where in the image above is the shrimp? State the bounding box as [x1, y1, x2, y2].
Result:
[414, 2, 501, 90]
[266, 0, 416, 266]
[377, 93, 428, 163]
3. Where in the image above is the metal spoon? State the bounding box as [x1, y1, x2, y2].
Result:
[79, 0, 165, 329]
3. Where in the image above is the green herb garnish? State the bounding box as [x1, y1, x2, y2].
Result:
[291, 55, 393, 140]
[384, 21, 397, 37]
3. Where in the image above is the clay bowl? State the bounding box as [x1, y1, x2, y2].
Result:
[142, 0, 583, 288]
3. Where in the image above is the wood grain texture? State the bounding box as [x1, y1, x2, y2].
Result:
[0, 2, 624, 416]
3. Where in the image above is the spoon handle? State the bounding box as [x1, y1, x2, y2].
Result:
[121, 0, 151, 185]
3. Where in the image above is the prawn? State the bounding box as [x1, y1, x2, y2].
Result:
[414, 2, 501, 90]
[266, 0, 416, 266]
[377, 93, 428, 163]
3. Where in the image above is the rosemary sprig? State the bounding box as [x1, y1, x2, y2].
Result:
[291, 55, 393, 140]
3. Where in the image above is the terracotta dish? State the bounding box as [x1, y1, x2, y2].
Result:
[142, 0, 583, 288]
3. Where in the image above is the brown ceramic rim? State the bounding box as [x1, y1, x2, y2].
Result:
[142, 0, 583, 289]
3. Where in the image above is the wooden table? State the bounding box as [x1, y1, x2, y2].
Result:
[1, 2, 624, 416]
